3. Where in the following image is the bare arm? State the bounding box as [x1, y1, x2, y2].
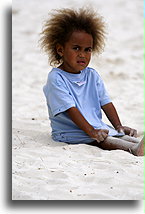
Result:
[101, 102, 122, 129]
[66, 107, 108, 142]
[102, 102, 137, 137]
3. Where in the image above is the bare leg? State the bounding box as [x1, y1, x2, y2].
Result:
[98, 136, 135, 151]
[130, 137, 144, 156]
[119, 135, 139, 144]
[90, 136, 144, 156]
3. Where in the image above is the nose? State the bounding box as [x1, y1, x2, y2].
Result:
[79, 53, 85, 58]
[78, 51, 85, 58]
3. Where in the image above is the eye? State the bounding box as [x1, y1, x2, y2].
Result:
[73, 46, 79, 51]
[85, 47, 92, 52]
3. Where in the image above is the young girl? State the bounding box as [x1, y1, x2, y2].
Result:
[40, 8, 144, 156]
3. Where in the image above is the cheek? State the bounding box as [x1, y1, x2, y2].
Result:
[86, 53, 91, 60]
[66, 51, 76, 59]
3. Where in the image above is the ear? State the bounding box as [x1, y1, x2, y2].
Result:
[56, 43, 64, 57]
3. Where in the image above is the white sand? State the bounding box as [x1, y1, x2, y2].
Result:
[12, 0, 144, 200]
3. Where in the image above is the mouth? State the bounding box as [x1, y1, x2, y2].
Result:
[77, 60, 86, 66]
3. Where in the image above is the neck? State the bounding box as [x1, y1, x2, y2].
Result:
[58, 64, 81, 74]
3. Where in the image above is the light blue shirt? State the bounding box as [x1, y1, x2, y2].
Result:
[43, 67, 122, 144]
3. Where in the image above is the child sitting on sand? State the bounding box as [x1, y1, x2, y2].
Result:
[40, 8, 144, 156]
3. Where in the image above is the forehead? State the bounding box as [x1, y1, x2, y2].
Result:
[67, 31, 93, 47]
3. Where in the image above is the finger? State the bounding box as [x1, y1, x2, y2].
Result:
[129, 129, 137, 137]
[95, 136, 102, 143]
[102, 129, 109, 134]
[117, 127, 125, 134]
[98, 131, 108, 142]
[97, 132, 105, 142]
[101, 131, 108, 139]
[92, 132, 101, 142]
[125, 127, 134, 135]
[129, 129, 133, 136]
[133, 130, 137, 138]
[93, 130, 109, 142]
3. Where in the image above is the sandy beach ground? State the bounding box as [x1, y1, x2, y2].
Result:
[12, 0, 144, 200]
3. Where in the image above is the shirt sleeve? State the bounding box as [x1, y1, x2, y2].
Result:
[43, 72, 76, 116]
[96, 72, 111, 106]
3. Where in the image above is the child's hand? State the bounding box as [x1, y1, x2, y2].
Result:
[89, 129, 109, 143]
[116, 125, 137, 137]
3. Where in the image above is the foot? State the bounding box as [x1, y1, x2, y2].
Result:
[130, 137, 144, 156]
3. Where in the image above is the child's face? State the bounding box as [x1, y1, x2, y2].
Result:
[57, 31, 93, 74]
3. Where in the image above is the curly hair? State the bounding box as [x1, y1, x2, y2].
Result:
[40, 8, 106, 66]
